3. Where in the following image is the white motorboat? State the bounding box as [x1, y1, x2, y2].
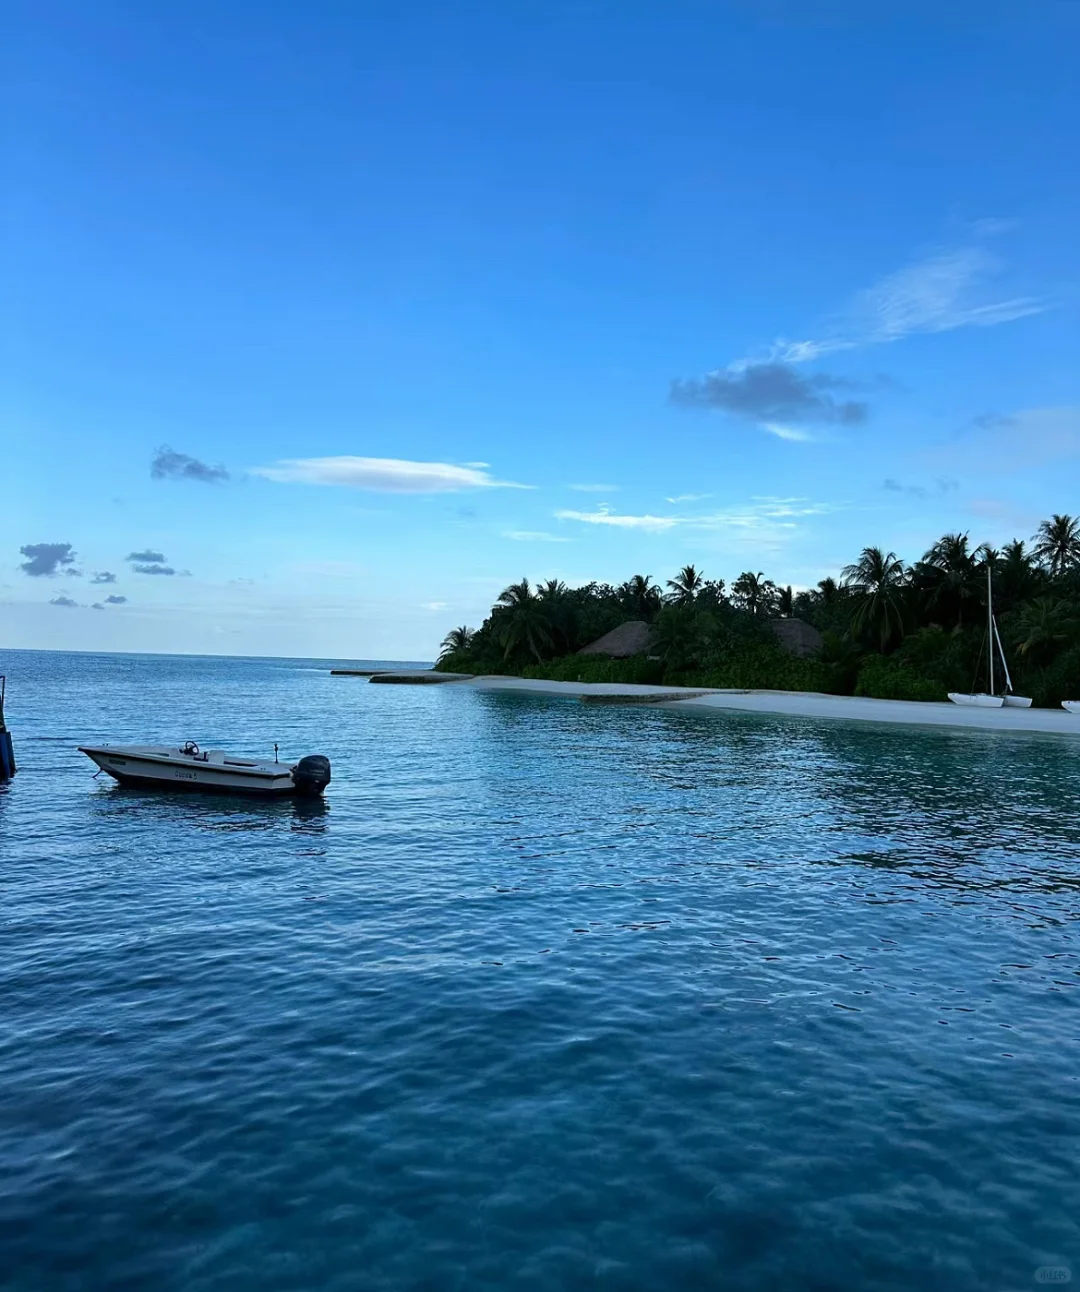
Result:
[78, 741, 331, 797]
[949, 569, 1032, 709]
[1063, 701, 1080, 715]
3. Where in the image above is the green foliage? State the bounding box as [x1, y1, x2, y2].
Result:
[693, 643, 831, 693]
[854, 656, 948, 702]
[652, 604, 716, 672]
[1024, 645, 1080, 708]
[520, 654, 665, 685]
[433, 517, 1080, 704]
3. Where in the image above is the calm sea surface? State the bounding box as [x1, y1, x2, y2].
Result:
[1, 649, 1078, 1291]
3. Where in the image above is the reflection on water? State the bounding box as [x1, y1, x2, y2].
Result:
[92, 781, 330, 834]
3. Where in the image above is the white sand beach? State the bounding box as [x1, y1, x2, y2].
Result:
[465, 676, 1080, 736]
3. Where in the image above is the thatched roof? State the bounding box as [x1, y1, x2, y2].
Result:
[768, 617, 823, 658]
[578, 620, 656, 658]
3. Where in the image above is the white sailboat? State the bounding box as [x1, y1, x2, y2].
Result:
[948, 569, 1032, 709]
[1063, 701, 1080, 715]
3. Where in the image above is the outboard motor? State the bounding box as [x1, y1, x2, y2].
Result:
[292, 754, 331, 797]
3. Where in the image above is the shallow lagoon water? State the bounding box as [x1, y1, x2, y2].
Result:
[1, 649, 1078, 1291]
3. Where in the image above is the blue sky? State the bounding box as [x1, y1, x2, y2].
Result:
[4, 1, 1078, 658]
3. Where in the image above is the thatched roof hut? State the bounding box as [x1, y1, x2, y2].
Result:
[768, 617, 823, 658]
[578, 620, 656, 658]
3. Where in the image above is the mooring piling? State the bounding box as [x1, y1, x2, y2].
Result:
[0, 676, 16, 780]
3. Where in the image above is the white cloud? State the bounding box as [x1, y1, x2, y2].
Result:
[762, 423, 813, 442]
[503, 530, 572, 542]
[665, 493, 711, 503]
[422, 601, 449, 611]
[555, 506, 678, 532]
[568, 482, 618, 493]
[252, 456, 530, 493]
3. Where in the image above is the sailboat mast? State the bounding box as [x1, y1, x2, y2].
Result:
[993, 614, 1014, 694]
[987, 566, 994, 696]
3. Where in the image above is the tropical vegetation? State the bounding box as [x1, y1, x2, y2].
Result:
[435, 516, 1080, 707]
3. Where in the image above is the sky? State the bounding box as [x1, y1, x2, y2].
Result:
[3, 0, 1078, 659]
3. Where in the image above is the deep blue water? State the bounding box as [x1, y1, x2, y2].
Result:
[1, 648, 1078, 1291]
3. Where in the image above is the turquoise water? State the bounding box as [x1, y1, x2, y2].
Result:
[1, 649, 1078, 1291]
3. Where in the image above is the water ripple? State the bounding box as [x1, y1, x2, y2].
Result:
[0, 650, 1078, 1290]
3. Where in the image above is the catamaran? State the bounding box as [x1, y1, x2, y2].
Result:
[948, 569, 1032, 709]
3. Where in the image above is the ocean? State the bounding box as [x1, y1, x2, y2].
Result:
[1, 648, 1078, 1290]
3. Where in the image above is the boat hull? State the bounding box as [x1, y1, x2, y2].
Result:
[1002, 695, 1033, 708]
[1064, 701, 1080, 715]
[100, 766, 296, 796]
[79, 745, 304, 797]
[948, 693, 1004, 708]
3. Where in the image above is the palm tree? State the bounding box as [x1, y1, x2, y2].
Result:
[1032, 515, 1080, 577]
[841, 546, 907, 649]
[913, 532, 980, 629]
[777, 585, 795, 618]
[996, 539, 1041, 610]
[619, 574, 662, 621]
[652, 604, 714, 671]
[1017, 598, 1079, 664]
[495, 578, 554, 663]
[817, 576, 840, 605]
[537, 578, 574, 651]
[665, 564, 704, 605]
[731, 571, 777, 618]
[438, 626, 475, 662]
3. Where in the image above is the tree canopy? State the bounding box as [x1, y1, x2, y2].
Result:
[435, 515, 1080, 707]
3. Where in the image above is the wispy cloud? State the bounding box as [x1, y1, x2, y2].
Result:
[671, 362, 867, 427]
[665, 493, 711, 504]
[151, 446, 229, 483]
[104, 594, 127, 604]
[673, 233, 1045, 442]
[503, 530, 572, 542]
[568, 483, 618, 493]
[769, 239, 1047, 362]
[555, 506, 678, 532]
[693, 497, 834, 530]
[556, 497, 833, 538]
[127, 549, 166, 563]
[252, 456, 530, 493]
[20, 542, 79, 577]
[132, 564, 176, 576]
[90, 571, 117, 584]
[49, 595, 78, 608]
